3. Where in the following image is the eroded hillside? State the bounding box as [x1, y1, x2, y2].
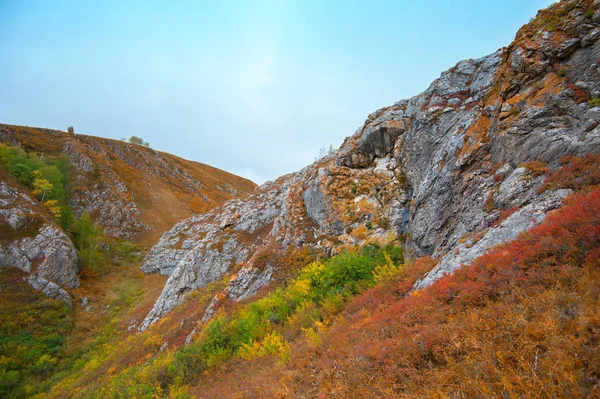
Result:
[0, 124, 256, 246]
[139, 0, 600, 331]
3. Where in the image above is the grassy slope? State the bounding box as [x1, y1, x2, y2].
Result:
[0, 123, 256, 246]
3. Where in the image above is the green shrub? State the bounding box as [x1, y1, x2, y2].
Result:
[0, 144, 72, 229]
[71, 212, 106, 273]
[588, 98, 600, 107]
[165, 244, 404, 386]
[128, 136, 150, 148]
[0, 269, 73, 397]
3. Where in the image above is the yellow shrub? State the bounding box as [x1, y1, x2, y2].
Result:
[238, 331, 291, 365]
[302, 326, 322, 348]
[44, 199, 61, 219]
[372, 251, 405, 283]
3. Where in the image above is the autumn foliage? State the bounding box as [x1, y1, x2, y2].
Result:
[203, 186, 600, 398]
[189, 195, 209, 214]
[1, 151, 599, 398]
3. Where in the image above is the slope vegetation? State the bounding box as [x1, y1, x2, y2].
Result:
[140, 0, 600, 330]
[0, 124, 256, 246]
[31, 155, 600, 398]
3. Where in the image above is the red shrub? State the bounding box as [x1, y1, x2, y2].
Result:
[540, 154, 600, 192]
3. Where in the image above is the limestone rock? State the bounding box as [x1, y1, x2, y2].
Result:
[0, 180, 79, 302]
[585, 107, 600, 120]
[140, 4, 600, 328]
[494, 167, 544, 209]
[26, 276, 73, 305]
[414, 189, 571, 290]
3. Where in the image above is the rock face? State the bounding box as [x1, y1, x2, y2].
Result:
[0, 126, 257, 245]
[413, 188, 572, 290]
[0, 178, 79, 303]
[140, 0, 600, 329]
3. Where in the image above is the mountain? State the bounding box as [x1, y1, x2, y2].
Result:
[1, 0, 600, 397]
[139, 0, 600, 331]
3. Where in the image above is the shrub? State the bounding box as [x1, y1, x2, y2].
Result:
[521, 159, 549, 177]
[189, 195, 207, 214]
[372, 251, 405, 283]
[0, 144, 73, 228]
[585, 9, 594, 20]
[157, 244, 404, 388]
[112, 241, 142, 262]
[128, 136, 150, 148]
[484, 191, 496, 212]
[0, 269, 73, 397]
[589, 98, 600, 107]
[539, 154, 600, 192]
[71, 212, 106, 274]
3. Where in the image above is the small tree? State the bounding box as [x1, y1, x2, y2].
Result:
[67, 126, 75, 135]
[44, 200, 61, 220]
[128, 136, 150, 147]
[31, 172, 54, 202]
[72, 212, 104, 274]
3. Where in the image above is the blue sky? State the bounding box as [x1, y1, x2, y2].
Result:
[0, 0, 553, 184]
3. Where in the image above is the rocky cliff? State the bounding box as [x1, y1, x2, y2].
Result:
[0, 125, 257, 246]
[138, 0, 600, 330]
[0, 171, 79, 304]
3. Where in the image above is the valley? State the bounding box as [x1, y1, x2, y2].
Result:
[1, 0, 600, 397]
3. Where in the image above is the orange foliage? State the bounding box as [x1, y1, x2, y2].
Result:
[540, 154, 600, 193]
[521, 159, 550, 177]
[189, 195, 208, 214]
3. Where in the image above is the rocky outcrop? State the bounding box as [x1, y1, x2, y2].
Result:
[0, 179, 79, 303]
[413, 188, 572, 289]
[140, 0, 600, 329]
[27, 276, 74, 305]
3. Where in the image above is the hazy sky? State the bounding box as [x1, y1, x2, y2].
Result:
[1, 0, 553, 184]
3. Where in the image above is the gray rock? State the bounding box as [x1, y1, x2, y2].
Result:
[26, 276, 73, 305]
[494, 167, 544, 209]
[357, 123, 404, 158]
[495, 163, 514, 177]
[584, 107, 600, 120]
[414, 189, 571, 290]
[302, 169, 341, 234]
[139, 22, 600, 328]
[226, 265, 274, 301]
[556, 38, 580, 59]
[0, 181, 79, 300]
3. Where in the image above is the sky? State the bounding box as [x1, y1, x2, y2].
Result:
[0, 0, 553, 184]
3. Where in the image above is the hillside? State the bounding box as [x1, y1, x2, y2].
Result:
[1, 0, 599, 398]
[139, 0, 600, 331]
[0, 124, 257, 246]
